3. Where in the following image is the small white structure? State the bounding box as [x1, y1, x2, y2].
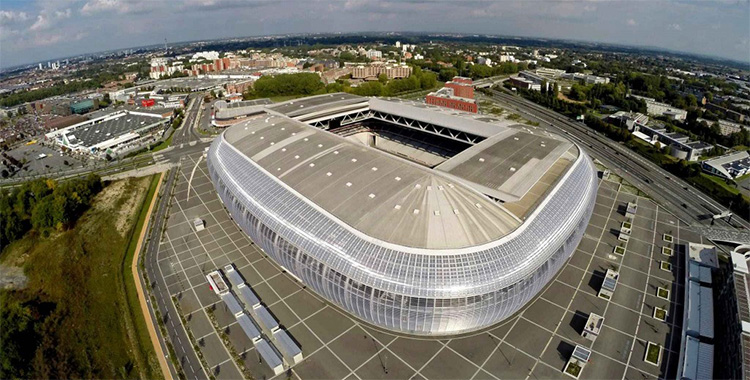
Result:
[582, 313, 604, 342]
[598, 269, 619, 300]
[255, 339, 284, 375]
[206, 270, 229, 295]
[625, 202, 637, 218]
[563, 345, 591, 378]
[193, 218, 205, 231]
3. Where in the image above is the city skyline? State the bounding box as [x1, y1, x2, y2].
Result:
[1, 0, 748, 69]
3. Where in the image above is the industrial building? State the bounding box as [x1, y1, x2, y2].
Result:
[44, 110, 169, 158]
[206, 93, 597, 335]
[632, 123, 713, 161]
[701, 151, 750, 180]
[631, 95, 688, 121]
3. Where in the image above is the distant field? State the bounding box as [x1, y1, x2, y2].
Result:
[0, 175, 161, 379]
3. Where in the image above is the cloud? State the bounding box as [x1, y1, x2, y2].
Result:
[2, 0, 749, 68]
[29, 14, 49, 31]
[29, 8, 72, 31]
[80, 0, 121, 15]
[55, 9, 72, 19]
[0, 10, 29, 24]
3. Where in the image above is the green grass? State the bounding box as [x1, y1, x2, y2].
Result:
[645, 343, 661, 364]
[0, 176, 162, 379]
[735, 172, 750, 183]
[702, 173, 741, 195]
[657, 287, 670, 299]
[120, 174, 163, 380]
[565, 361, 581, 377]
[151, 130, 175, 153]
[654, 308, 667, 321]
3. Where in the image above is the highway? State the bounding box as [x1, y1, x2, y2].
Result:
[488, 89, 750, 231]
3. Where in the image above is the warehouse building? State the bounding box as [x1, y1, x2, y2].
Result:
[45, 110, 169, 158]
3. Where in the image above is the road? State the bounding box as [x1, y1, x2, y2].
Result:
[489, 89, 750, 231]
[141, 168, 208, 380]
[173, 95, 203, 146]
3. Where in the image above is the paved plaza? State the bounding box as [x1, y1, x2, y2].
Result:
[155, 153, 700, 379]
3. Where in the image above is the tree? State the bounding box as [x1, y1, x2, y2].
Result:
[438, 68, 458, 82]
[378, 73, 388, 84]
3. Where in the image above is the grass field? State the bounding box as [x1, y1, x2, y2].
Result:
[151, 130, 175, 153]
[0, 175, 162, 379]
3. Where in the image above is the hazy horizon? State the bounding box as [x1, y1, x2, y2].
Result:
[1, 0, 749, 69]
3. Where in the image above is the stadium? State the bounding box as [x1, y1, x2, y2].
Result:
[206, 93, 598, 336]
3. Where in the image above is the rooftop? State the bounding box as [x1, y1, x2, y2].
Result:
[222, 94, 580, 250]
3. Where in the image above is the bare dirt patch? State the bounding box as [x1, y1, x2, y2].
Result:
[92, 177, 151, 237]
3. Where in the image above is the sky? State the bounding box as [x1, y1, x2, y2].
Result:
[0, 0, 748, 69]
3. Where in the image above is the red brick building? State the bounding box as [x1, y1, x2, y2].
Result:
[451, 76, 473, 85]
[426, 95, 477, 113]
[424, 76, 477, 113]
[444, 81, 474, 99]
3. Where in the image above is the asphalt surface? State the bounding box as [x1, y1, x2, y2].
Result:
[140, 95, 213, 380]
[489, 89, 750, 232]
[174, 96, 203, 146]
[142, 168, 209, 380]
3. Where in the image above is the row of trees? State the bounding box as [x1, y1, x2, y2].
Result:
[243, 68, 439, 100]
[0, 174, 102, 248]
[412, 59, 527, 81]
[247, 73, 325, 98]
[567, 82, 647, 113]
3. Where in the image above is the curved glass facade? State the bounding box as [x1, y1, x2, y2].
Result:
[207, 133, 598, 336]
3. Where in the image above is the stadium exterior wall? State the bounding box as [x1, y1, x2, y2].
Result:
[207, 133, 598, 336]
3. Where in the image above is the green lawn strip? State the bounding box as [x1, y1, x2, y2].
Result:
[151, 130, 175, 153]
[735, 172, 750, 183]
[701, 172, 741, 195]
[120, 174, 163, 380]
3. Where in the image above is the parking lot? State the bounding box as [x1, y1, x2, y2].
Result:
[156, 153, 698, 380]
[1, 142, 87, 178]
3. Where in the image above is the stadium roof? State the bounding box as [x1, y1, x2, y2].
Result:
[221, 94, 579, 249]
